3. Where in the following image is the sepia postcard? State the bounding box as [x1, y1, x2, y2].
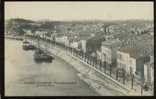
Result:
[4, 1, 154, 96]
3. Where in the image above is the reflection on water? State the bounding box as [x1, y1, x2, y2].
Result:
[5, 39, 98, 96]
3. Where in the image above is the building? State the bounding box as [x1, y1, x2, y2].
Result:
[69, 38, 87, 52]
[117, 48, 137, 75]
[144, 54, 154, 86]
[116, 33, 153, 80]
[101, 39, 122, 66]
[96, 49, 102, 60]
[70, 41, 79, 49]
[117, 47, 150, 81]
[86, 33, 105, 54]
[55, 35, 69, 45]
[76, 35, 90, 53]
[80, 40, 87, 53]
[144, 62, 154, 86]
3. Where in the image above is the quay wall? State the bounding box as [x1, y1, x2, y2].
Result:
[5, 36, 139, 96]
[31, 38, 131, 96]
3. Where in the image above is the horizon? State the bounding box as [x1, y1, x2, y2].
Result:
[5, 18, 154, 22]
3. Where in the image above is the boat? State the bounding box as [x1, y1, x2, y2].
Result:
[33, 37, 54, 63]
[33, 49, 54, 63]
[22, 39, 36, 50]
[22, 40, 36, 50]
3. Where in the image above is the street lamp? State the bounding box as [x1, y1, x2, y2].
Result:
[99, 60, 102, 71]
[116, 68, 119, 80]
[110, 64, 112, 77]
[131, 74, 134, 89]
[104, 54, 107, 74]
[122, 68, 126, 84]
[130, 67, 134, 89]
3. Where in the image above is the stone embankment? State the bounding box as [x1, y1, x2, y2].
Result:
[32, 40, 130, 96]
[6, 36, 152, 96]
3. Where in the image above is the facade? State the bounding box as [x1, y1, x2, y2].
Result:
[69, 39, 86, 52]
[70, 41, 79, 49]
[117, 47, 150, 81]
[55, 35, 69, 45]
[80, 40, 87, 53]
[96, 49, 102, 60]
[117, 50, 136, 75]
[101, 39, 122, 66]
[144, 62, 154, 85]
[144, 55, 154, 85]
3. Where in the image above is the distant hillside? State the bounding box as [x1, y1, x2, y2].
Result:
[5, 18, 38, 35]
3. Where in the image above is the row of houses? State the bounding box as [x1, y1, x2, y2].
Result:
[30, 30, 89, 53]
[53, 32, 154, 86]
[99, 34, 154, 86]
[26, 30, 154, 86]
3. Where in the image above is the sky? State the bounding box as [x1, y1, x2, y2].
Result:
[5, 2, 153, 21]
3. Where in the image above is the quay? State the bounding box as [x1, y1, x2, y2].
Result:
[5, 38, 98, 96]
[26, 36, 135, 96]
[5, 35, 153, 96]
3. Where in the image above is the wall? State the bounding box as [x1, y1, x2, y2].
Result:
[129, 57, 136, 74]
[144, 63, 154, 84]
[111, 47, 119, 66]
[136, 56, 150, 82]
[55, 36, 68, 45]
[117, 51, 130, 72]
[81, 40, 86, 53]
[70, 41, 79, 49]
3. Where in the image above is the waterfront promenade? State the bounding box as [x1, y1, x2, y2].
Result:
[30, 36, 153, 96]
[38, 41, 126, 96]
[5, 35, 153, 96]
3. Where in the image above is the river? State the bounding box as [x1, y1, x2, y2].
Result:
[5, 39, 98, 96]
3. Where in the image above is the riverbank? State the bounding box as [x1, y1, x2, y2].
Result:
[35, 40, 129, 96]
[5, 39, 99, 96]
[5, 37, 152, 96]
[36, 39, 153, 96]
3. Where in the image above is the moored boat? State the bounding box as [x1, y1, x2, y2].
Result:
[22, 40, 36, 50]
[33, 48, 54, 63]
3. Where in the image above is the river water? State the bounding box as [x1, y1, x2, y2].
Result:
[5, 39, 98, 96]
